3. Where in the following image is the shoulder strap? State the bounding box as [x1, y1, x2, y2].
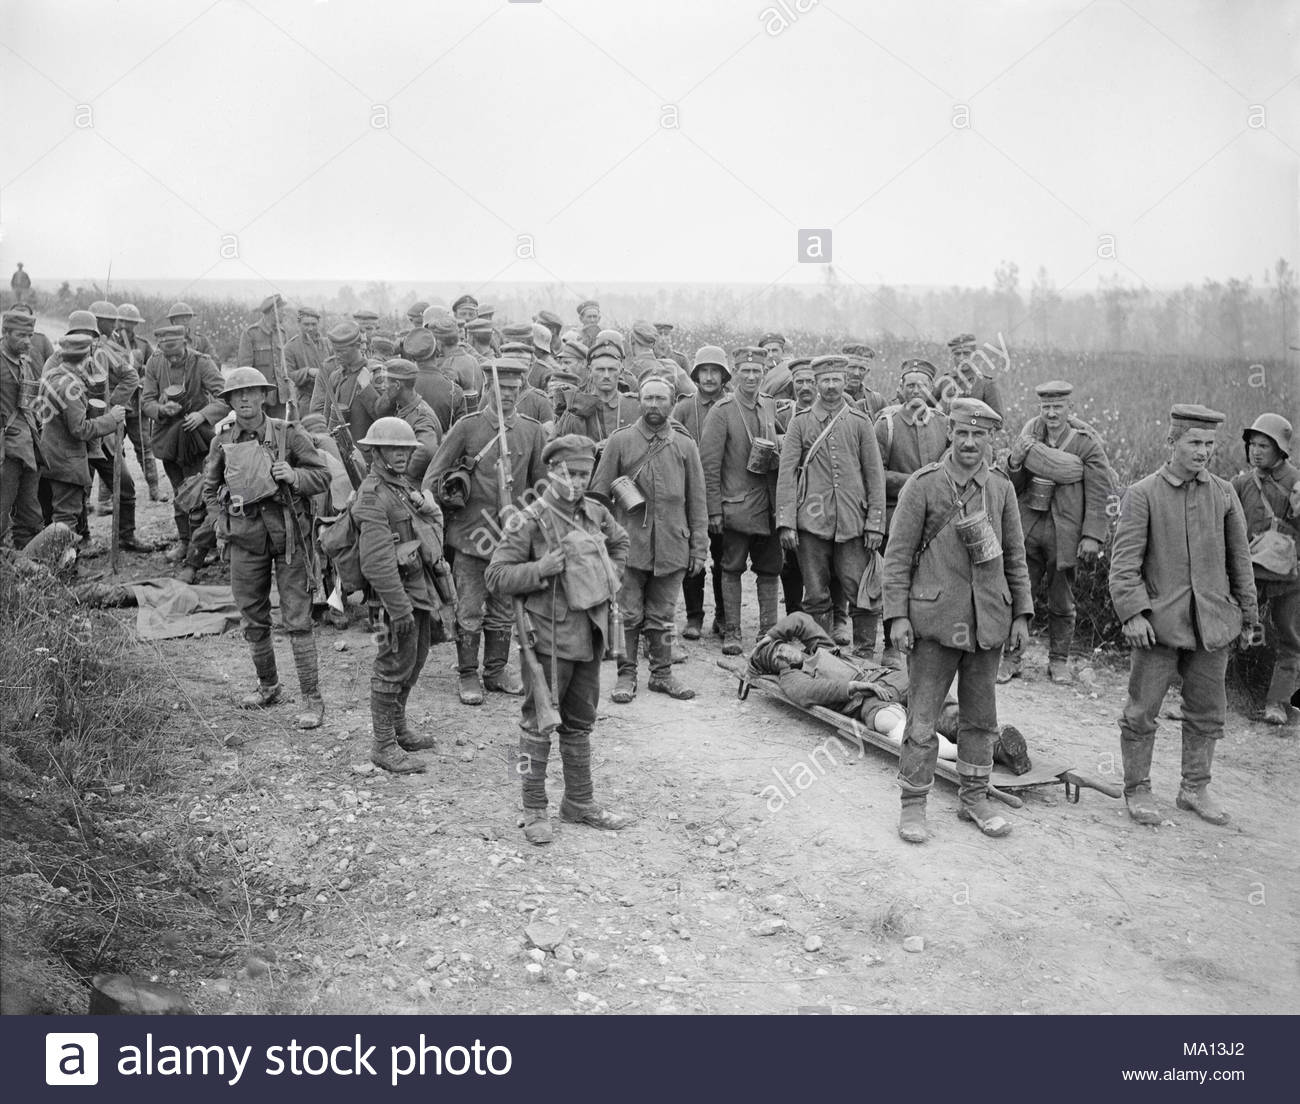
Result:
[912, 478, 982, 567]
[1253, 470, 1280, 524]
[801, 404, 848, 469]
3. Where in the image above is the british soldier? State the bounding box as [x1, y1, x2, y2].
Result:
[167, 301, 217, 359]
[884, 398, 1033, 843]
[1231, 413, 1299, 727]
[674, 345, 730, 640]
[425, 359, 547, 705]
[204, 368, 331, 729]
[486, 434, 633, 844]
[0, 309, 45, 548]
[236, 294, 292, 418]
[775, 354, 887, 656]
[352, 417, 447, 774]
[591, 377, 709, 702]
[309, 321, 379, 443]
[140, 326, 228, 561]
[401, 328, 467, 431]
[1001, 380, 1114, 684]
[284, 306, 327, 412]
[1110, 405, 1259, 827]
[700, 346, 788, 653]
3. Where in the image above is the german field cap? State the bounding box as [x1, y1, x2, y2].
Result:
[369, 332, 398, 356]
[949, 397, 1002, 430]
[297, 306, 321, 320]
[117, 303, 144, 324]
[352, 308, 379, 323]
[543, 434, 598, 466]
[501, 322, 534, 341]
[732, 346, 768, 370]
[451, 294, 479, 313]
[655, 321, 674, 333]
[466, 318, 494, 336]
[59, 333, 94, 356]
[1035, 380, 1074, 399]
[166, 301, 195, 319]
[788, 356, 815, 379]
[559, 336, 589, 361]
[429, 318, 459, 339]
[591, 329, 625, 356]
[589, 351, 623, 370]
[487, 357, 529, 382]
[2, 309, 34, 331]
[89, 300, 117, 320]
[153, 325, 187, 344]
[692, 344, 731, 380]
[841, 341, 875, 358]
[499, 343, 532, 359]
[382, 357, 419, 381]
[630, 320, 659, 345]
[899, 358, 936, 380]
[535, 309, 562, 331]
[258, 293, 284, 314]
[947, 332, 977, 352]
[327, 320, 362, 347]
[1170, 404, 1225, 429]
[406, 300, 430, 317]
[758, 332, 787, 348]
[66, 310, 99, 333]
[811, 354, 849, 376]
[401, 328, 436, 360]
[577, 299, 599, 315]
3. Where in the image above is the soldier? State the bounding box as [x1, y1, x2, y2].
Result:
[310, 321, 378, 443]
[0, 309, 44, 548]
[674, 345, 730, 639]
[933, 332, 1004, 417]
[1110, 405, 1259, 826]
[80, 304, 142, 538]
[203, 367, 331, 729]
[844, 344, 886, 417]
[116, 302, 162, 504]
[36, 333, 128, 545]
[7, 303, 53, 368]
[236, 295, 292, 418]
[10, 262, 31, 304]
[758, 332, 787, 369]
[465, 318, 495, 366]
[577, 299, 602, 347]
[88, 300, 152, 510]
[556, 334, 590, 385]
[777, 357, 816, 617]
[352, 417, 446, 773]
[352, 309, 380, 351]
[284, 306, 326, 412]
[775, 355, 886, 655]
[140, 326, 227, 559]
[115, 303, 154, 367]
[554, 348, 638, 443]
[486, 434, 633, 844]
[429, 317, 484, 408]
[166, 302, 217, 359]
[883, 398, 1033, 842]
[534, 309, 563, 355]
[628, 320, 694, 399]
[425, 359, 547, 705]
[655, 322, 689, 375]
[451, 294, 479, 325]
[401, 328, 467, 432]
[1232, 414, 1299, 726]
[399, 300, 430, 340]
[700, 346, 787, 654]
[1000, 380, 1113, 684]
[591, 377, 708, 702]
[875, 359, 950, 534]
[498, 339, 557, 424]
[373, 357, 442, 483]
[528, 322, 561, 390]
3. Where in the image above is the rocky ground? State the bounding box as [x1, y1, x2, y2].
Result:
[52, 488, 1300, 1015]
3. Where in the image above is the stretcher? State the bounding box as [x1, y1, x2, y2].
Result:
[718, 660, 1122, 808]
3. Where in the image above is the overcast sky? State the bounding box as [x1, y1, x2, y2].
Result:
[1, 0, 1296, 294]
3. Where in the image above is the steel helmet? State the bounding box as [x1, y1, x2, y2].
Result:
[691, 344, 731, 383]
[66, 310, 99, 334]
[358, 417, 419, 448]
[167, 301, 195, 319]
[117, 303, 144, 324]
[1243, 413, 1292, 458]
[219, 366, 274, 397]
[89, 300, 117, 320]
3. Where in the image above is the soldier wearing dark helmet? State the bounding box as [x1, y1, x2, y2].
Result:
[167, 301, 217, 359]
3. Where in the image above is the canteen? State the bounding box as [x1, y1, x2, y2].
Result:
[746, 437, 779, 475]
[610, 475, 647, 511]
[1026, 476, 1055, 511]
[954, 509, 1002, 565]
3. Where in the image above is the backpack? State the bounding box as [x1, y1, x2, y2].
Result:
[318, 498, 365, 594]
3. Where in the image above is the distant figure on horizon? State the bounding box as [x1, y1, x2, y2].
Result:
[10, 263, 31, 304]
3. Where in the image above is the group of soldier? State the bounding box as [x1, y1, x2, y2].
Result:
[1, 292, 1295, 847]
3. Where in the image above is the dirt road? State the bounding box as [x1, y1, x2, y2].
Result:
[89, 495, 1300, 1016]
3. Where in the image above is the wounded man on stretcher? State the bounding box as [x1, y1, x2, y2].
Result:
[745, 613, 1031, 773]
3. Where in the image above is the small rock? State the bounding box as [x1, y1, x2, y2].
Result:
[333, 640, 349, 652]
[381, 976, 397, 991]
[207, 978, 232, 995]
[424, 953, 446, 970]
[553, 944, 575, 964]
[527, 948, 546, 964]
[460, 751, 475, 763]
[564, 968, 578, 981]
[526, 920, 568, 952]
[903, 936, 925, 953]
[750, 918, 787, 937]
[525, 962, 544, 980]
[717, 839, 738, 854]
[343, 944, 367, 959]
[803, 934, 823, 953]
[350, 763, 375, 775]
[702, 833, 720, 847]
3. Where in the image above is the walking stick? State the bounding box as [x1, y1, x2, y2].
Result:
[110, 422, 124, 574]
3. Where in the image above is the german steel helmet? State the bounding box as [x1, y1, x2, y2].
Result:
[1243, 412, 1292, 458]
[358, 416, 419, 448]
[219, 366, 274, 396]
[66, 310, 99, 333]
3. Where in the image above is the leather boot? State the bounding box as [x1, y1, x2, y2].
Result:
[851, 611, 878, 659]
[997, 649, 1022, 683]
[1176, 736, 1229, 825]
[647, 629, 695, 699]
[832, 607, 851, 646]
[1120, 729, 1162, 825]
[956, 759, 1012, 837]
[290, 633, 324, 729]
[166, 539, 190, 565]
[668, 627, 688, 664]
[682, 616, 703, 641]
[520, 730, 552, 843]
[482, 629, 523, 695]
[898, 784, 929, 844]
[241, 637, 280, 707]
[395, 687, 436, 751]
[756, 574, 780, 638]
[1048, 613, 1074, 683]
[1262, 701, 1289, 725]
[455, 630, 484, 705]
[721, 572, 744, 656]
[370, 690, 426, 773]
[611, 627, 639, 703]
[175, 564, 198, 585]
[559, 730, 632, 831]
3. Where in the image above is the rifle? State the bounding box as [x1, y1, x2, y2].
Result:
[271, 297, 295, 418]
[110, 422, 123, 574]
[332, 421, 366, 490]
[490, 362, 561, 736]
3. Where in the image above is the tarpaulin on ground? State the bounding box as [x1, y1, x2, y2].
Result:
[125, 578, 277, 639]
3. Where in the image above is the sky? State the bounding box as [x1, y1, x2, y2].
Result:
[1, 0, 1297, 298]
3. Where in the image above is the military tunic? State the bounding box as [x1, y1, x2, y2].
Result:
[875, 403, 950, 529]
[284, 331, 327, 410]
[1, 344, 45, 546]
[236, 320, 290, 408]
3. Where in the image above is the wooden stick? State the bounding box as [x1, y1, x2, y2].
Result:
[110, 423, 124, 574]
